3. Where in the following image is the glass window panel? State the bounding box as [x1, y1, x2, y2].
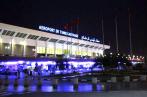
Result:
[18, 33, 24, 37]
[2, 30, 8, 35]
[37, 47, 45, 53]
[6, 31, 11, 35]
[56, 48, 62, 54]
[30, 35, 35, 39]
[34, 36, 39, 40]
[22, 34, 27, 38]
[15, 33, 20, 37]
[27, 35, 32, 39]
[9, 31, 15, 36]
[48, 48, 54, 54]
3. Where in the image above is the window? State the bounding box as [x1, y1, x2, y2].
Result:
[18, 33, 24, 37]
[2, 30, 15, 36]
[15, 32, 28, 38]
[15, 33, 20, 37]
[22, 34, 27, 38]
[37, 47, 45, 54]
[2, 30, 8, 35]
[30, 35, 36, 39]
[27, 35, 32, 39]
[49, 39, 58, 42]
[34, 36, 39, 40]
[9, 31, 15, 36]
[27, 34, 39, 40]
[6, 31, 11, 35]
[44, 38, 49, 41]
[39, 37, 49, 41]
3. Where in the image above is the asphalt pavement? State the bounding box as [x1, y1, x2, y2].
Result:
[3, 91, 147, 97]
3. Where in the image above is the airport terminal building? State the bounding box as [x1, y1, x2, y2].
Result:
[0, 23, 110, 58]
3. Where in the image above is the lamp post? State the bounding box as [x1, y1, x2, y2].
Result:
[115, 16, 119, 52]
[102, 16, 105, 51]
[128, 8, 133, 57]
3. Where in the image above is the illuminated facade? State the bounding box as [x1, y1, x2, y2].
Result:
[0, 23, 110, 58]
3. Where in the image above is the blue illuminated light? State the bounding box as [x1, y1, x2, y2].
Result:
[0, 59, 103, 75]
[18, 60, 24, 64]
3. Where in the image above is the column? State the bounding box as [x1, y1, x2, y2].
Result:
[62, 44, 64, 55]
[0, 36, 2, 54]
[87, 47, 88, 56]
[45, 41, 48, 57]
[70, 44, 72, 55]
[23, 40, 26, 57]
[54, 42, 56, 57]
[11, 38, 14, 56]
[77, 45, 79, 56]
[67, 43, 68, 55]
[34, 41, 38, 57]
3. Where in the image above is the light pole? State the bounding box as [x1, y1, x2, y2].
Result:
[115, 16, 119, 52]
[102, 16, 105, 51]
[128, 8, 133, 57]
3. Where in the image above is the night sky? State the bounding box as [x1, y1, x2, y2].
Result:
[0, 0, 147, 56]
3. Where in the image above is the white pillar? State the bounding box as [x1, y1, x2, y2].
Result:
[54, 42, 56, 57]
[11, 38, 14, 56]
[67, 43, 68, 55]
[22, 40, 26, 57]
[23, 44, 26, 57]
[34, 41, 37, 57]
[70, 44, 72, 55]
[87, 47, 88, 56]
[62, 43, 64, 55]
[45, 42, 48, 57]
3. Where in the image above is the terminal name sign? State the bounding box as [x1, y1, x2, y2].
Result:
[39, 25, 78, 38]
[39, 25, 100, 43]
[81, 36, 100, 43]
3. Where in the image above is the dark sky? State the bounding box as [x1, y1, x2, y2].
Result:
[0, 0, 147, 56]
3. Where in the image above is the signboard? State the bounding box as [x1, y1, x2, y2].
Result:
[81, 36, 100, 43]
[39, 25, 100, 43]
[39, 25, 78, 38]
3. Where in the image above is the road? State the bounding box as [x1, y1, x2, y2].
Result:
[1, 74, 147, 96]
[2, 91, 147, 97]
